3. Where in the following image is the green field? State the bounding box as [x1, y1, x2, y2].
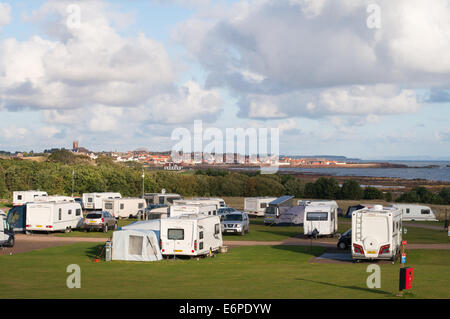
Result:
[1, 244, 449, 299]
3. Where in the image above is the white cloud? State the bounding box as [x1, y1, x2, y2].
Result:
[0, 3, 11, 30]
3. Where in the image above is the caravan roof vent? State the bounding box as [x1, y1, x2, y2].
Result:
[372, 205, 383, 211]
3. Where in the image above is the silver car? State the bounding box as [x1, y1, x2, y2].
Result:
[221, 212, 250, 235]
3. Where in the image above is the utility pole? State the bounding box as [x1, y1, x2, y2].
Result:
[72, 169, 75, 197]
[142, 168, 145, 199]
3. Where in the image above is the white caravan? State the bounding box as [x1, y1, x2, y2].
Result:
[35, 195, 75, 202]
[389, 203, 438, 221]
[169, 202, 218, 218]
[244, 197, 277, 217]
[13, 191, 48, 206]
[102, 198, 146, 218]
[303, 202, 339, 237]
[352, 205, 402, 261]
[144, 192, 183, 206]
[189, 197, 226, 209]
[160, 215, 223, 257]
[82, 192, 122, 210]
[26, 201, 83, 233]
[298, 200, 338, 207]
[146, 206, 170, 220]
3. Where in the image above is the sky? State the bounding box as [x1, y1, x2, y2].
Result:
[0, 0, 449, 159]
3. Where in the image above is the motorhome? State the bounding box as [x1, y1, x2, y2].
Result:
[160, 215, 223, 257]
[264, 196, 295, 225]
[25, 201, 84, 233]
[278, 206, 305, 226]
[102, 198, 146, 218]
[13, 191, 48, 206]
[169, 202, 218, 218]
[389, 203, 438, 221]
[82, 193, 122, 210]
[303, 202, 339, 237]
[7, 205, 27, 232]
[352, 205, 402, 261]
[244, 197, 277, 217]
[143, 192, 183, 206]
[0, 210, 14, 247]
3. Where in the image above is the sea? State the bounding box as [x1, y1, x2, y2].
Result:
[280, 161, 450, 183]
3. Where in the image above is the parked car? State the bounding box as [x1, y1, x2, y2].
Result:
[217, 207, 238, 220]
[337, 228, 351, 249]
[221, 212, 250, 235]
[0, 210, 14, 247]
[83, 211, 117, 232]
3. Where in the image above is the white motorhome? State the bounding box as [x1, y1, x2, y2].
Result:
[144, 192, 183, 206]
[160, 215, 223, 257]
[303, 202, 339, 237]
[82, 192, 122, 210]
[244, 197, 277, 217]
[169, 202, 218, 218]
[389, 204, 438, 221]
[25, 201, 83, 233]
[13, 191, 48, 206]
[352, 205, 402, 261]
[102, 198, 146, 218]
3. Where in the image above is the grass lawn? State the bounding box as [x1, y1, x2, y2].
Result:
[0, 244, 449, 299]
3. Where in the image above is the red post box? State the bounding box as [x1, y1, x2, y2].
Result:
[399, 267, 413, 290]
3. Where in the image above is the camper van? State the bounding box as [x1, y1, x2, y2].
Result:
[390, 204, 438, 221]
[244, 197, 277, 217]
[7, 205, 27, 232]
[169, 202, 218, 218]
[13, 191, 48, 206]
[352, 205, 402, 261]
[143, 192, 183, 206]
[0, 210, 14, 247]
[82, 193, 122, 210]
[303, 203, 339, 237]
[102, 198, 146, 218]
[160, 215, 223, 257]
[26, 201, 83, 233]
[264, 196, 295, 225]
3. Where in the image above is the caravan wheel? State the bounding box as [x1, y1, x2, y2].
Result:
[103, 224, 109, 233]
[64, 227, 71, 233]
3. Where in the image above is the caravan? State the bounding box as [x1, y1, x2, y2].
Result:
[0, 210, 14, 247]
[188, 198, 226, 209]
[169, 202, 218, 218]
[160, 215, 223, 257]
[102, 198, 146, 218]
[303, 202, 339, 237]
[82, 193, 122, 210]
[13, 191, 48, 206]
[352, 205, 402, 261]
[244, 197, 277, 217]
[390, 203, 438, 221]
[143, 192, 183, 206]
[26, 201, 84, 233]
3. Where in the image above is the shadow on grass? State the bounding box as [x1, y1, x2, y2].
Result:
[85, 244, 105, 259]
[295, 278, 393, 296]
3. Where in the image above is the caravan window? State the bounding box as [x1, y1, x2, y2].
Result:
[168, 229, 184, 240]
[76, 209, 81, 216]
[159, 197, 165, 204]
[260, 203, 267, 209]
[214, 223, 220, 235]
[421, 209, 430, 215]
[58, 209, 62, 220]
[199, 231, 204, 239]
[105, 203, 113, 210]
[88, 198, 93, 202]
[138, 203, 144, 209]
[18, 195, 22, 200]
[129, 235, 143, 255]
[306, 212, 328, 221]
[120, 204, 124, 210]
[68, 210, 72, 215]
[406, 209, 410, 214]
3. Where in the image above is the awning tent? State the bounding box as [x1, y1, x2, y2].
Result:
[112, 229, 162, 262]
[121, 219, 160, 231]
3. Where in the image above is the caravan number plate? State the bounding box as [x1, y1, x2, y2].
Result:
[36, 225, 42, 228]
[174, 250, 183, 252]
[367, 250, 376, 254]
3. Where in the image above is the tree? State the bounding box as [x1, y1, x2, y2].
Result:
[363, 187, 383, 200]
[439, 188, 450, 205]
[340, 180, 363, 200]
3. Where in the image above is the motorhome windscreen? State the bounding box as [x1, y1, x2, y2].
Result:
[86, 213, 102, 219]
[225, 214, 243, 221]
[168, 229, 184, 240]
[306, 212, 328, 221]
[267, 206, 277, 214]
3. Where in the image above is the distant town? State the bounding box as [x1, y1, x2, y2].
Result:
[0, 141, 406, 169]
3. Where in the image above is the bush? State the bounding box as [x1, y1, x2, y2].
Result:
[363, 187, 383, 200]
[340, 180, 363, 200]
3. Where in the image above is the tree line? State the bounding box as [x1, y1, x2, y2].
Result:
[0, 155, 449, 206]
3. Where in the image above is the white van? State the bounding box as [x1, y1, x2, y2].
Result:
[26, 201, 83, 233]
[82, 192, 122, 210]
[244, 197, 277, 217]
[303, 203, 338, 237]
[13, 191, 48, 206]
[160, 215, 223, 257]
[102, 198, 146, 218]
[352, 205, 402, 261]
[389, 203, 438, 221]
[169, 202, 218, 218]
